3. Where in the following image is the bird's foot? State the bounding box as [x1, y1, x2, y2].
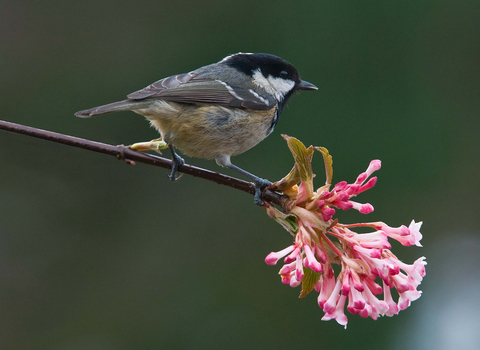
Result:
[168, 152, 185, 182]
[253, 177, 273, 206]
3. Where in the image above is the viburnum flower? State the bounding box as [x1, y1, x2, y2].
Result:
[264, 135, 426, 328]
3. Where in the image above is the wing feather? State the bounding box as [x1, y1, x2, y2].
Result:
[127, 72, 272, 110]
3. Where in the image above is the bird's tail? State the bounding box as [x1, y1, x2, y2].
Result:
[75, 99, 152, 118]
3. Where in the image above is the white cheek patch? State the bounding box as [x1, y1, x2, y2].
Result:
[252, 69, 273, 94]
[252, 69, 295, 101]
[267, 76, 295, 98]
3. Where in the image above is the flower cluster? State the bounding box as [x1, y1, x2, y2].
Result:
[264, 135, 426, 327]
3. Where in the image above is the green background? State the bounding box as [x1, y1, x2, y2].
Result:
[1, 0, 480, 349]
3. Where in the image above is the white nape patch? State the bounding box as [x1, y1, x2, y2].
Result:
[252, 69, 295, 101]
[220, 52, 253, 63]
[216, 80, 244, 100]
[248, 89, 270, 106]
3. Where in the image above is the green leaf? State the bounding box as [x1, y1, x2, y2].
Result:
[299, 267, 322, 298]
[265, 205, 299, 235]
[274, 213, 299, 235]
[283, 214, 299, 233]
[282, 135, 314, 197]
[273, 165, 300, 191]
[314, 146, 333, 185]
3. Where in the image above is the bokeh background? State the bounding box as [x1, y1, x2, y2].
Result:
[1, 1, 480, 349]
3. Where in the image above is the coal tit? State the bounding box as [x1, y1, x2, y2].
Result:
[75, 53, 317, 205]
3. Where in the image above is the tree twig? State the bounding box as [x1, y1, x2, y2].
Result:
[0, 119, 289, 207]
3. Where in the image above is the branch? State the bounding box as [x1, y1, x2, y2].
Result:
[0, 119, 289, 207]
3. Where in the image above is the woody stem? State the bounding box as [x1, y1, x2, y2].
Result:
[0, 119, 289, 208]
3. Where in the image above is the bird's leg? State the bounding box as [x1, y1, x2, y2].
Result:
[216, 155, 271, 206]
[167, 145, 185, 181]
[228, 163, 272, 206]
[129, 138, 168, 154]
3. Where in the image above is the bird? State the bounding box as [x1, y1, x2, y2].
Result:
[75, 52, 317, 205]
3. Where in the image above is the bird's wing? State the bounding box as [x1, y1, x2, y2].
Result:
[127, 73, 273, 110]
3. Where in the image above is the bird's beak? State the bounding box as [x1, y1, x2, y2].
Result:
[297, 80, 318, 90]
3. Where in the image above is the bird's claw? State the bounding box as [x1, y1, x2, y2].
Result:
[168, 153, 185, 182]
[253, 178, 273, 206]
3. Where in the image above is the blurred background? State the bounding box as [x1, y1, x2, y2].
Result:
[1, 0, 479, 349]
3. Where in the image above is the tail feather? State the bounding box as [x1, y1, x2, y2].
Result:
[74, 99, 151, 118]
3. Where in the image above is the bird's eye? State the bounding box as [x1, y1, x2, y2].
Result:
[280, 70, 289, 78]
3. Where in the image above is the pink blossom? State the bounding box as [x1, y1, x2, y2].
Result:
[341, 272, 351, 295]
[398, 290, 422, 310]
[358, 177, 377, 193]
[278, 260, 294, 272]
[348, 286, 366, 311]
[321, 295, 349, 328]
[363, 285, 389, 316]
[314, 246, 327, 264]
[365, 159, 382, 177]
[383, 283, 399, 316]
[289, 274, 301, 288]
[408, 220, 424, 247]
[304, 244, 323, 273]
[265, 245, 295, 265]
[372, 221, 423, 247]
[323, 279, 343, 314]
[334, 181, 348, 191]
[295, 254, 304, 281]
[320, 207, 335, 221]
[350, 201, 374, 214]
[284, 245, 302, 264]
[264, 138, 425, 326]
[317, 266, 336, 308]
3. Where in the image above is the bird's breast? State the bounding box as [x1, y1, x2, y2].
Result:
[146, 103, 277, 160]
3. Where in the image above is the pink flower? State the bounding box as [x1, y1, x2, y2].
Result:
[265, 245, 295, 265]
[264, 136, 426, 327]
[304, 244, 323, 273]
[322, 295, 349, 328]
[370, 221, 423, 247]
[408, 220, 424, 247]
